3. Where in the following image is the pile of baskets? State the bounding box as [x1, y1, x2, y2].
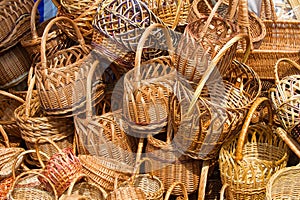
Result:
[0, 0, 300, 199]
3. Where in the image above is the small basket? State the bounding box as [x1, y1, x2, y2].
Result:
[0, 90, 24, 138]
[79, 155, 134, 192]
[14, 76, 74, 165]
[60, 174, 107, 200]
[107, 185, 146, 200]
[20, 0, 72, 62]
[35, 16, 95, 116]
[35, 136, 82, 197]
[123, 23, 176, 135]
[7, 170, 58, 200]
[164, 182, 189, 200]
[0, 43, 32, 89]
[219, 97, 289, 200]
[0, 0, 34, 53]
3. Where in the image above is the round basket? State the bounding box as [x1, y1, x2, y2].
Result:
[60, 174, 107, 200]
[14, 76, 74, 165]
[79, 155, 134, 192]
[20, 0, 72, 62]
[270, 58, 300, 136]
[0, 0, 34, 53]
[219, 97, 289, 200]
[7, 170, 58, 200]
[35, 137, 82, 197]
[0, 43, 32, 89]
[123, 23, 176, 135]
[172, 34, 260, 160]
[0, 90, 24, 138]
[35, 16, 95, 116]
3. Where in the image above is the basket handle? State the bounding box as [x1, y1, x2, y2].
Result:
[0, 90, 25, 104]
[220, 183, 229, 200]
[164, 182, 188, 200]
[0, 125, 10, 148]
[275, 127, 300, 159]
[40, 16, 88, 69]
[30, 0, 43, 39]
[12, 149, 49, 179]
[235, 97, 273, 161]
[274, 58, 300, 84]
[51, 0, 61, 8]
[24, 75, 36, 117]
[134, 23, 174, 82]
[35, 136, 63, 169]
[191, 0, 213, 20]
[10, 170, 58, 200]
[132, 157, 154, 181]
[260, 0, 277, 20]
[187, 33, 251, 114]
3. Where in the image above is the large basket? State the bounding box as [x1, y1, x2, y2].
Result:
[20, 0, 72, 62]
[236, 0, 300, 80]
[0, 90, 24, 138]
[0, 43, 32, 89]
[14, 76, 74, 165]
[174, 0, 237, 84]
[35, 137, 82, 196]
[172, 34, 261, 160]
[270, 58, 300, 138]
[35, 16, 102, 116]
[0, 0, 34, 53]
[123, 23, 176, 135]
[219, 97, 289, 200]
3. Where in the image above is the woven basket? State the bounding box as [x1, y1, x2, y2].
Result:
[0, 90, 24, 138]
[164, 182, 189, 200]
[107, 185, 146, 200]
[0, 43, 32, 89]
[0, 0, 34, 53]
[79, 155, 134, 192]
[144, 0, 191, 29]
[7, 170, 58, 200]
[270, 58, 300, 137]
[0, 176, 14, 199]
[35, 16, 96, 116]
[60, 173, 107, 200]
[20, 0, 72, 62]
[172, 34, 260, 160]
[219, 97, 289, 200]
[266, 163, 300, 200]
[14, 76, 74, 165]
[174, 0, 236, 84]
[123, 23, 176, 135]
[121, 158, 164, 200]
[236, 0, 300, 80]
[35, 136, 82, 196]
[56, 0, 102, 43]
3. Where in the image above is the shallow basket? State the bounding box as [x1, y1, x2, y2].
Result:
[219, 97, 289, 200]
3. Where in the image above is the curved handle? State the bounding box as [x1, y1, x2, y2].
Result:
[0, 90, 25, 104]
[235, 97, 273, 161]
[10, 170, 58, 200]
[66, 174, 86, 195]
[274, 58, 300, 84]
[35, 136, 63, 168]
[30, 0, 42, 39]
[40, 16, 88, 69]
[132, 157, 154, 181]
[220, 183, 229, 200]
[51, 0, 61, 8]
[275, 127, 300, 159]
[191, 0, 213, 20]
[187, 33, 251, 114]
[24, 75, 36, 117]
[164, 182, 188, 200]
[12, 150, 49, 179]
[134, 23, 174, 82]
[0, 125, 10, 147]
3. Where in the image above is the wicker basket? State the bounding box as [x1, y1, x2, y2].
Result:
[0, 90, 24, 138]
[60, 174, 107, 200]
[219, 97, 289, 200]
[107, 185, 146, 200]
[79, 155, 134, 192]
[14, 76, 74, 165]
[236, 0, 300, 80]
[7, 170, 58, 200]
[20, 0, 72, 62]
[123, 23, 176, 135]
[270, 58, 300, 138]
[0, 43, 32, 89]
[164, 182, 189, 200]
[35, 136, 82, 196]
[35, 16, 96, 116]
[0, 0, 34, 53]
[172, 34, 260, 160]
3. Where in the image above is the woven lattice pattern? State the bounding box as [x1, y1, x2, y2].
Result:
[107, 186, 146, 200]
